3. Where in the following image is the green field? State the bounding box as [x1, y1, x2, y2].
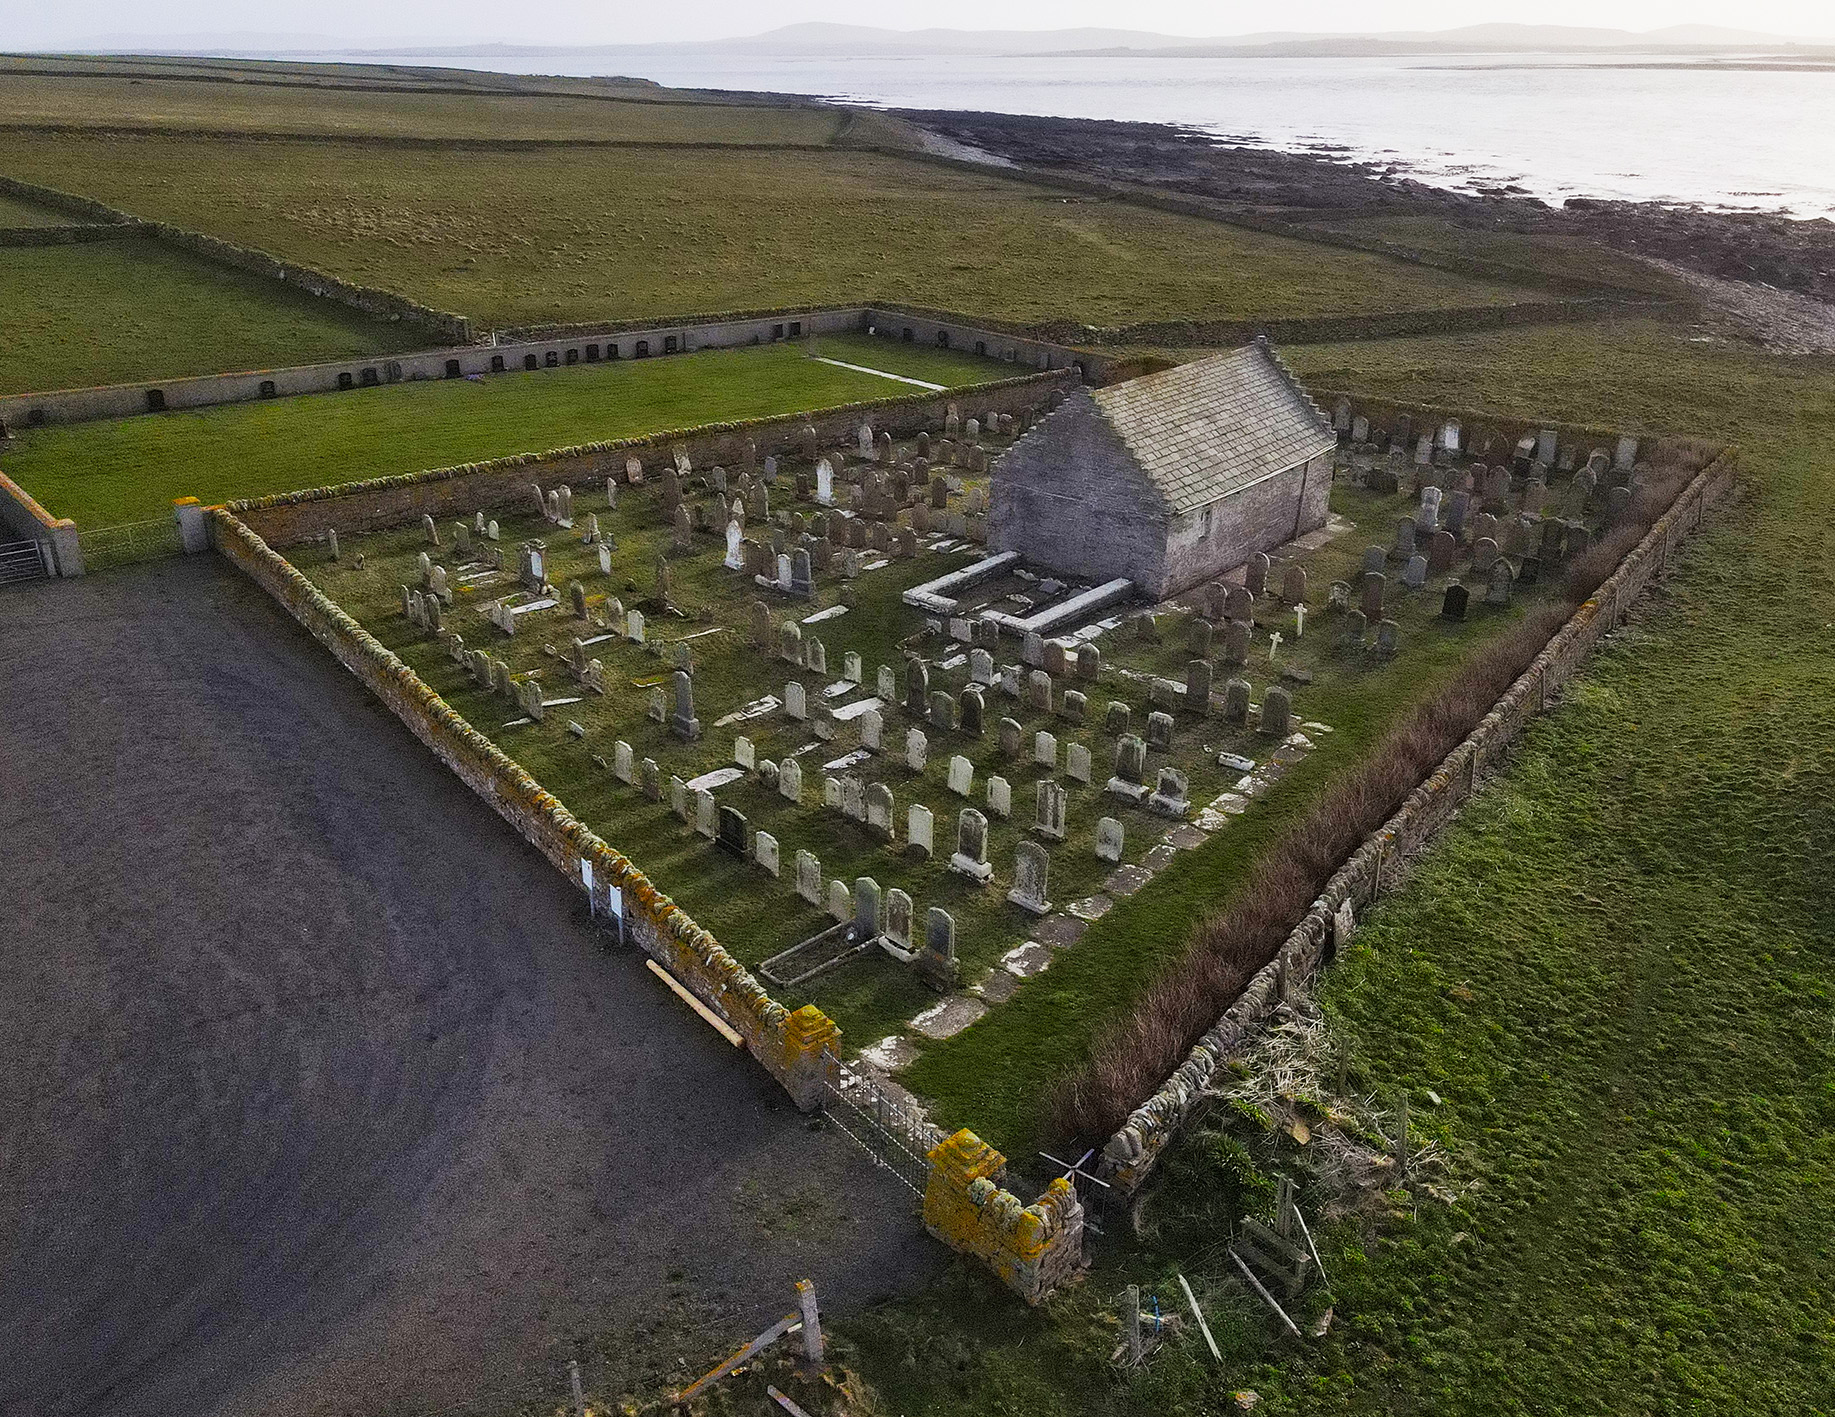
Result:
[0, 238, 420, 397]
[838, 319, 1835, 1417]
[0, 190, 75, 225]
[1, 333, 1009, 526]
[0, 134, 1546, 333]
[0, 71, 847, 144]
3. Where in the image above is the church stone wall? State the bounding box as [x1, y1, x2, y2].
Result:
[988, 389, 1172, 591]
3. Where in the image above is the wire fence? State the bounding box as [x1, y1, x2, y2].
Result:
[78, 516, 182, 572]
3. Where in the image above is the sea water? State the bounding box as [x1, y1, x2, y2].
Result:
[316, 50, 1835, 219]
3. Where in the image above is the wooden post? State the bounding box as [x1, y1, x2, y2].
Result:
[1395, 1094, 1411, 1188]
[796, 1279, 824, 1365]
[1125, 1284, 1142, 1366]
[567, 1359, 585, 1417]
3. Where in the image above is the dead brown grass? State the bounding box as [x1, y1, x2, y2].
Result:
[1050, 442, 1715, 1146]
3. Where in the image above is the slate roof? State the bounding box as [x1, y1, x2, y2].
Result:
[1090, 340, 1336, 516]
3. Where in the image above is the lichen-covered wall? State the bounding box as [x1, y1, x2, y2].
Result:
[923, 1130, 1085, 1304]
[210, 506, 838, 1110]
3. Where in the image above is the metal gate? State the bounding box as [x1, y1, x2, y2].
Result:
[0, 538, 48, 585]
[818, 1054, 935, 1199]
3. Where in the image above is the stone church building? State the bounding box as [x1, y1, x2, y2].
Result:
[988, 339, 1335, 600]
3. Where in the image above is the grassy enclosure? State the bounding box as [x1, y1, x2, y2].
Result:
[0, 70, 848, 144]
[0, 189, 77, 225]
[0, 237, 421, 398]
[0, 133, 1546, 332]
[839, 320, 1835, 1416]
[1, 334, 1007, 526]
[289, 419, 1613, 1158]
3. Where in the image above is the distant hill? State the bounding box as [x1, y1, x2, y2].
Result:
[61, 20, 1828, 61]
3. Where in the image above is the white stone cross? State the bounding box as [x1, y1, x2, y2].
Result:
[1267, 631, 1284, 662]
[1294, 606, 1306, 639]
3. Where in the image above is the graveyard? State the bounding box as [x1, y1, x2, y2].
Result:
[288, 378, 1645, 1127]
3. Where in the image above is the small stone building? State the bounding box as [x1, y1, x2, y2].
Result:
[989, 339, 1335, 600]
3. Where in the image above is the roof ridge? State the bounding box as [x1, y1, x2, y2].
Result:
[1251, 335, 1335, 441]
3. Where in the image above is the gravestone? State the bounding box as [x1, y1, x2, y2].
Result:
[827, 880, 852, 923]
[929, 689, 957, 731]
[796, 850, 823, 905]
[986, 775, 1012, 819]
[779, 755, 803, 804]
[1061, 690, 1087, 723]
[1034, 730, 1058, 768]
[784, 680, 808, 721]
[1260, 686, 1293, 738]
[1146, 711, 1174, 751]
[867, 784, 895, 842]
[1245, 551, 1270, 596]
[1105, 701, 1131, 736]
[754, 831, 780, 878]
[1361, 571, 1386, 621]
[906, 659, 930, 716]
[1028, 670, 1054, 714]
[918, 907, 958, 989]
[906, 728, 928, 772]
[1427, 529, 1457, 575]
[806, 637, 828, 676]
[1486, 559, 1514, 605]
[1222, 677, 1252, 726]
[1339, 608, 1367, 652]
[948, 755, 975, 796]
[1107, 735, 1149, 801]
[1186, 659, 1213, 711]
[1441, 582, 1469, 620]
[694, 789, 718, 839]
[1008, 841, 1052, 915]
[1034, 779, 1068, 841]
[998, 717, 1023, 759]
[1403, 554, 1428, 590]
[1148, 767, 1190, 818]
[889, 802, 929, 865]
[780, 622, 803, 665]
[640, 758, 661, 802]
[950, 808, 994, 882]
[885, 889, 913, 949]
[960, 685, 985, 736]
[1222, 619, 1251, 666]
[1394, 518, 1417, 560]
[1077, 644, 1102, 680]
[1473, 536, 1500, 573]
[1281, 565, 1308, 606]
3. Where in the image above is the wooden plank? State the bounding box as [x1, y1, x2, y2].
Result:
[767, 1386, 815, 1417]
[1231, 1251, 1301, 1339]
[675, 1311, 798, 1401]
[645, 958, 742, 1047]
[1176, 1273, 1221, 1363]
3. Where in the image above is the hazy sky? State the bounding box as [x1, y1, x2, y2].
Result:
[26, 0, 1835, 48]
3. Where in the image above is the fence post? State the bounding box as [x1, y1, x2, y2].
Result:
[796, 1279, 824, 1365]
[173, 496, 209, 555]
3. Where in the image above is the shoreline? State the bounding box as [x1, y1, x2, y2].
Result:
[887, 106, 1835, 321]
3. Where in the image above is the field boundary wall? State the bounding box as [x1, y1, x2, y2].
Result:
[0, 468, 82, 575]
[209, 505, 844, 1109]
[1097, 425, 1738, 1194]
[228, 369, 1077, 546]
[0, 173, 472, 347]
[0, 299, 1098, 429]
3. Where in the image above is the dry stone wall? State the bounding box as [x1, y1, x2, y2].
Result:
[231, 370, 1076, 546]
[210, 506, 839, 1110]
[1098, 438, 1738, 1193]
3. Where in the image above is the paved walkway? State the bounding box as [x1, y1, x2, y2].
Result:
[0, 559, 933, 1417]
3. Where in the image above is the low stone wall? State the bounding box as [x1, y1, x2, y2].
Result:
[0, 174, 470, 347]
[209, 506, 839, 1110]
[923, 1130, 1086, 1304]
[230, 369, 1076, 547]
[1315, 390, 1636, 466]
[0, 223, 135, 249]
[0, 298, 1096, 429]
[1097, 440, 1739, 1194]
[0, 468, 81, 575]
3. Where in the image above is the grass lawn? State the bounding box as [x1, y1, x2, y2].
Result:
[0, 135, 1547, 332]
[0, 238, 421, 398]
[0, 71, 846, 145]
[0, 190, 75, 225]
[834, 319, 1835, 1417]
[291, 425, 1596, 1156]
[1, 336, 1010, 526]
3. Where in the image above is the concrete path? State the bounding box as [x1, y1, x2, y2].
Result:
[0, 558, 934, 1417]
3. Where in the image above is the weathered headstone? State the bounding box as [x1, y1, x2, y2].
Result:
[950, 808, 994, 882]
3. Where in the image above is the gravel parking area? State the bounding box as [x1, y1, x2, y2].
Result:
[0, 558, 933, 1417]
